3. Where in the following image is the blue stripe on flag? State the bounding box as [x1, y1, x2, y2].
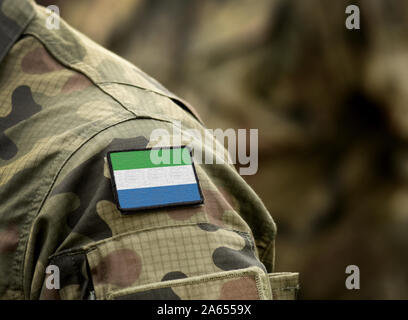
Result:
[117, 183, 202, 209]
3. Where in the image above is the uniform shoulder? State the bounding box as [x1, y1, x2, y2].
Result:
[21, 2, 201, 122]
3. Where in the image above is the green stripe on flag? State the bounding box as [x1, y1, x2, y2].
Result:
[110, 148, 192, 171]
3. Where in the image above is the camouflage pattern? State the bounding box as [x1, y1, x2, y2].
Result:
[34, 0, 408, 299]
[0, 0, 297, 300]
[108, 267, 274, 300]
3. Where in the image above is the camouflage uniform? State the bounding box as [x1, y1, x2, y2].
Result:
[0, 0, 298, 300]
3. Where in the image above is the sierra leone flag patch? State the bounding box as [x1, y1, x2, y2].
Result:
[107, 146, 203, 212]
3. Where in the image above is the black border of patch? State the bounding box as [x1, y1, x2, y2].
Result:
[107, 145, 204, 214]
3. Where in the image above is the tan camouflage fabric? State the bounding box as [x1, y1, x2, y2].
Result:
[0, 0, 298, 300]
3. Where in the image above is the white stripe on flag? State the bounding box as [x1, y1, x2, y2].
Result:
[113, 165, 197, 190]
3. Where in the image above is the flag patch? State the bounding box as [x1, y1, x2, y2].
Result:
[107, 146, 203, 212]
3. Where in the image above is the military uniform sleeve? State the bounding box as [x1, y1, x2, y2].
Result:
[30, 115, 294, 300]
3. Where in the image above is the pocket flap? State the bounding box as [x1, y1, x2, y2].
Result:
[108, 266, 272, 300]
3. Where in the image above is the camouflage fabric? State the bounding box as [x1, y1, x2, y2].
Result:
[0, 0, 298, 300]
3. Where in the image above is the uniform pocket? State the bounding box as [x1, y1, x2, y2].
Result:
[44, 236, 299, 300]
[107, 266, 272, 300]
[83, 224, 268, 299]
[268, 272, 299, 300]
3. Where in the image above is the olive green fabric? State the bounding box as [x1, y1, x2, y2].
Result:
[0, 0, 297, 300]
[107, 267, 273, 300]
[268, 273, 299, 300]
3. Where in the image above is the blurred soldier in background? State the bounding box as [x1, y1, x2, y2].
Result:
[34, 0, 408, 299]
[0, 0, 298, 299]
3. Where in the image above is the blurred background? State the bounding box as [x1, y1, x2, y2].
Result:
[35, 0, 408, 299]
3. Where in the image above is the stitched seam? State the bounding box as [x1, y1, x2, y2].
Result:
[273, 286, 300, 291]
[48, 223, 257, 261]
[23, 32, 139, 119]
[86, 223, 254, 254]
[107, 267, 266, 300]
